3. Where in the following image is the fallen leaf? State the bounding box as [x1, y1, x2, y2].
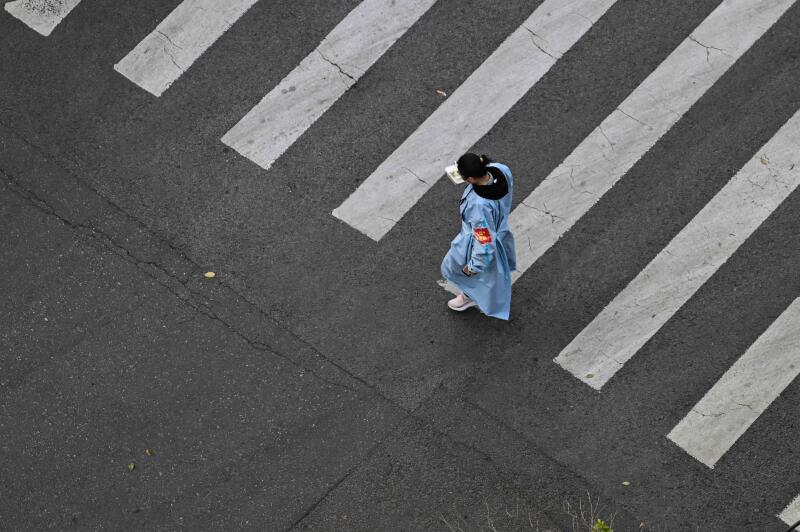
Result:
[436, 89, 447, 97]
[760, 155, 769, 165]
[127, 463, 136, 472]
[204, 271, 216, 279]
[144, 449, 153, 457]
[622, 481, 630, 486]
[585, 373, 595, 379]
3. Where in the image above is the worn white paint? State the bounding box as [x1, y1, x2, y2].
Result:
[4, 0, 81, 36]
[510, 0, 797, 283]
[667, 298, 800, 467]
[114, 0, 259, 97]
[222, 0, 438, 171]
[333, 0, 619, 241]
[555, 107, 800, 390]
[780, 494, 800, 526]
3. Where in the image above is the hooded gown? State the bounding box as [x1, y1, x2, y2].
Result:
[441, 162, 517, 320]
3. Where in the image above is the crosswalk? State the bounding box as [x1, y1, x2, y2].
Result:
[3, 0, 799, 525]
[4, 0, 81, 36]
[114, 0, 259, 97]
[333, 0, 619, 241]
[509, 0, 795, 283]
[667, 296, 800, 468]
[782, 494, 800, 527]
[556, 107, 800, 390]
[222, 0, 438, 171]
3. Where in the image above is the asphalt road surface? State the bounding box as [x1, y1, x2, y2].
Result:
[2, 0, 800, 530]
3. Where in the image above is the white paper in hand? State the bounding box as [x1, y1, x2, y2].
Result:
[445, 164, 464, 184]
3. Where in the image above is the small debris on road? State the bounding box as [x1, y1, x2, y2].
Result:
[127, 463, 136, 472]
[204, 271, 216, 278]
[435, 89, 447, 97]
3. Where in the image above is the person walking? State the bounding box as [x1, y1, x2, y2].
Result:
[441, 153, 516, 320]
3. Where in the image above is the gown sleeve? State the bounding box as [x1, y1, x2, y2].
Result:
[465, 203, 498, 274]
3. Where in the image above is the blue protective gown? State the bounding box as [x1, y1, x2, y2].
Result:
[441, 163, 517, 320]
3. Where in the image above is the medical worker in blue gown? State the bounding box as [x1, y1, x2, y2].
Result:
[441, 153, 516, 320]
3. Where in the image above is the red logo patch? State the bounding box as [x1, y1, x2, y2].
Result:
[473, 227, 492, 244]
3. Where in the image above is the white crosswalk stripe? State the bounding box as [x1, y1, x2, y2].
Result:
[555, 106, 800, 389]
[667, 297, 800, 467]
[332, 0, 619, 241]
[222, 0, 438, 171]
[114, 0, 259, 97]
[509, 0, 796, 284]
[4, 0, 81, 36]
[781, 494, 800, 527]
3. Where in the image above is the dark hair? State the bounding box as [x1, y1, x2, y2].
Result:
[457, 153, 493, 178]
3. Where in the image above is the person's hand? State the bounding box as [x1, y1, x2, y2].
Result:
[462, 265, 476, 276]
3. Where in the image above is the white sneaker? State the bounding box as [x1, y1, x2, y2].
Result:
[448, 293, 477, 312]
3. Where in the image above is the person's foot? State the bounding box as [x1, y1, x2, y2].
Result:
[448, 293, 477, 312]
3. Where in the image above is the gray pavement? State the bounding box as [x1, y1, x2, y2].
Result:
[1, 118, 633, 531]
[2, 0, 799, 530]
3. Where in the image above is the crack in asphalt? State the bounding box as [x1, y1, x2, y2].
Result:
[1, 162, 390, 403]
[285, 422, 397, 531]
[597, 125, 615, 152]
[565, 166, 596, 198]
[687, 35, 730, 64]
[155, 29, 183, 50]
[0, 121, 535, 528]
[403, 166, 428, 185]
[522, 25, 559, 61]
[691, 408, 724, 419]
[569, 11, 594, 25]
[286, 385, 451, 531]
[615, 107, 652, 130]
[286, 381, 524, 530]
[316, 48, 357, 82]
[461, 397, 617, 515]
[0, 119, 434, 421]
[520, 199, 564, 224]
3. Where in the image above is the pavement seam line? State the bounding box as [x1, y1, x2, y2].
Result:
[0, 120, 406, 407]
[7, 121, 408, 400]
[0, 165, 379, 400]
[285, 387, 459, 529]
[410, 416, 571, 528]
[461, 397, 646, 522]
[0, 119, 496, 413]
[287, 388, 579, 529]
[409, 370, 611, 497]
[285, 412, 412, 531]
